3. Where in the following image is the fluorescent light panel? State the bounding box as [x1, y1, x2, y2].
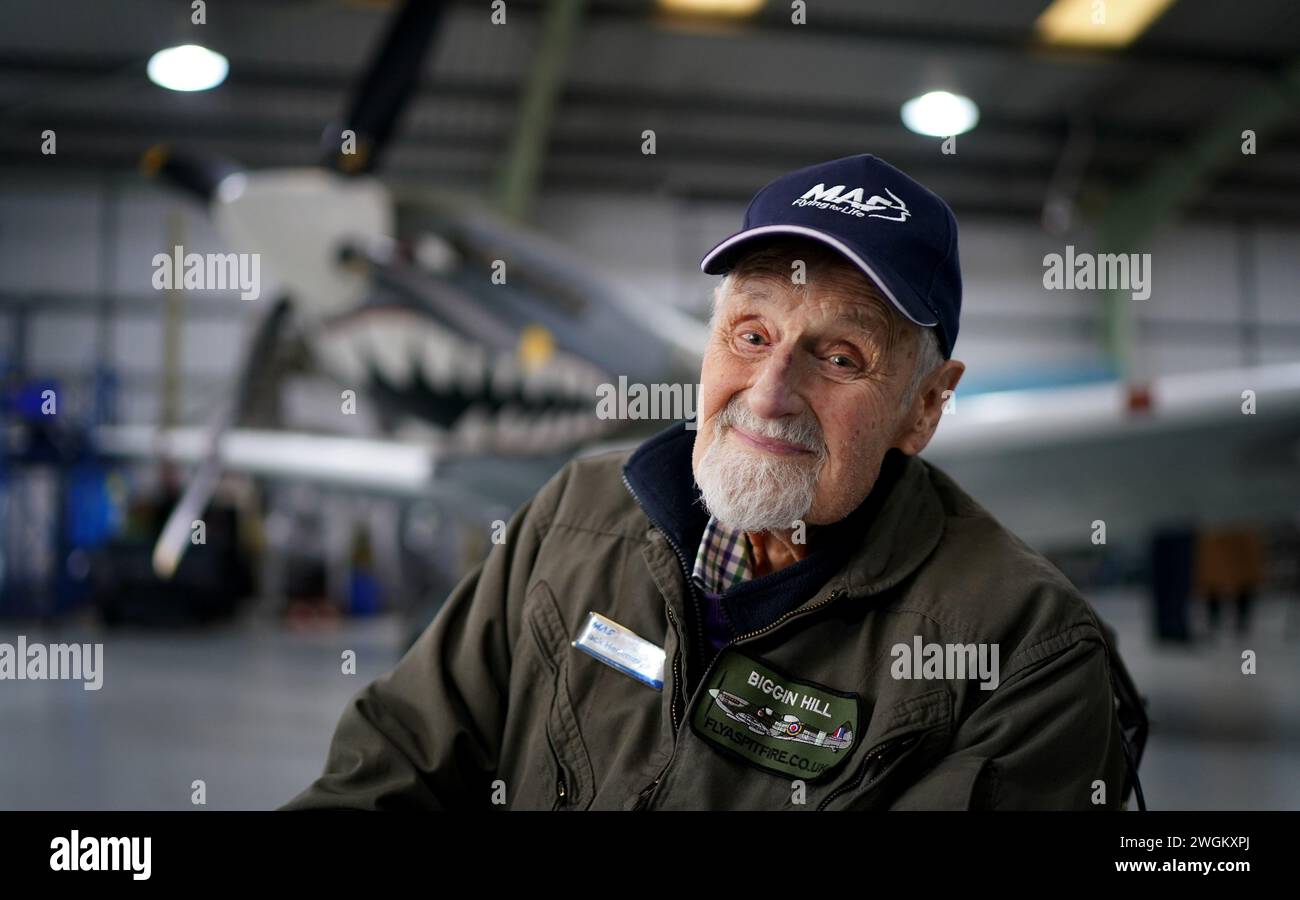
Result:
[657, 0, 765, 16]
[1035, 0, 1179, 47]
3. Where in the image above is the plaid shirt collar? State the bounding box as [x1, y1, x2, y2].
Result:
[692, 516, 754, 596]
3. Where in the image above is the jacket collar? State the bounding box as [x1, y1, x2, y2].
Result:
[622, 422, 945, 600]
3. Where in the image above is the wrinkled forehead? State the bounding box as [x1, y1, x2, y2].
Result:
[715, 269, 906, 346]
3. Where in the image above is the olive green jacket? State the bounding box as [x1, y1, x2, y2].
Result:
[283, 435, 1130, 811]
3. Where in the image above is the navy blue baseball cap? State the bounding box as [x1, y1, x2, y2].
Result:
[700, 153, 961, 359]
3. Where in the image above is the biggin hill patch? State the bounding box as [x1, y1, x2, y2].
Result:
[690, 648, 861, 781]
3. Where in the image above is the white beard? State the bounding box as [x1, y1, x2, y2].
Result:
[694, 398, 827, 532]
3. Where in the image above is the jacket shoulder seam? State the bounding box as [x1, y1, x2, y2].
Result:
[545, 518, 648, 541]
[1001, 623, 1106, 684]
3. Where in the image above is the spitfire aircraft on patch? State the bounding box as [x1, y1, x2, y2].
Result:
[708, 688, 854, 752]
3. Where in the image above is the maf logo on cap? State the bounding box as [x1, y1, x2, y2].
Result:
[792, 183, 912, 222]
[698, 153, 963, 359]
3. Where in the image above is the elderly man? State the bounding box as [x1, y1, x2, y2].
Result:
[284, 154, 1134, 811]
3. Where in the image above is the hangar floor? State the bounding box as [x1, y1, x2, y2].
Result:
[1, 591, 1296, 810]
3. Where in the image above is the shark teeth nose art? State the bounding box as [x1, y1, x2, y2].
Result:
[315, 308, 618, 456]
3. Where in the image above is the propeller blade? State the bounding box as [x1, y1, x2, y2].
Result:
[152, 296, 294, 579]
[140, 143, 245, 204]
[321, 0, 447, 175]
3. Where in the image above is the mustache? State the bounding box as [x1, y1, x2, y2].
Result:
[716, 397, 825, 456]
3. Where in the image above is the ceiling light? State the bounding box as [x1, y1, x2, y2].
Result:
[1035, 0, 1179, 48]
[147, 44, 229, 92]
[657, 0, 765, 16]
[901, 91, 979, 138]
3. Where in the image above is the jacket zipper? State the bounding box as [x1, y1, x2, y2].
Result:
[553, 764, 569, 810]
[814, 733, 921, 811]
[621, 473, 697, 737]
[665, 605, 683, 735]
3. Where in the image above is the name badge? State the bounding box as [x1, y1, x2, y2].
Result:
[571, 611, 664, 690]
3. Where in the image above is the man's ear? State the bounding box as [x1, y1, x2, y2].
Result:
[893, 359, 965, 456]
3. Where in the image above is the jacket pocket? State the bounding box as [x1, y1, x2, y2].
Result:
[816, 688, 952, 811]
[888, 755, 991, 810]
[524, 580, 596, 810]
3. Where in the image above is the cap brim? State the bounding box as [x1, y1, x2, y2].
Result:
[699, 224, 938, 328]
